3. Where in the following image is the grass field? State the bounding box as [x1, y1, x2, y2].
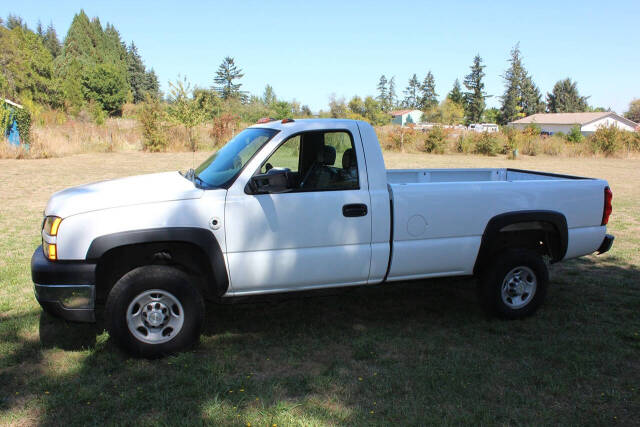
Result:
[1, 151, 639, 425]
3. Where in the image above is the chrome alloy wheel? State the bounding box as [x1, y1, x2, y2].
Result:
[501, 266, 537, 309]
[126, 289, 184, 344]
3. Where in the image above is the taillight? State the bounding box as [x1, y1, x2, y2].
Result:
[602, 187, 612, 225]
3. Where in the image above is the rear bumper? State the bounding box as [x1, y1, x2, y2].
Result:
[31, 246, 96, 322]
[597, 234, 615, 255]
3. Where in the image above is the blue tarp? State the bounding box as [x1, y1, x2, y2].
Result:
[7, 119, 20, 146]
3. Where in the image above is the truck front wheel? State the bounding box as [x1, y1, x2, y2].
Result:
[479, 249, 549, 319]
[105, 265, 205, 358]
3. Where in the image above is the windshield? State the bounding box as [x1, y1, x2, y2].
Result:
[194, 128, 279, 188]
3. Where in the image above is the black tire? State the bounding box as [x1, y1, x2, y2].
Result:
[105, 265, 205, 358]
[478, 249, 549, 319]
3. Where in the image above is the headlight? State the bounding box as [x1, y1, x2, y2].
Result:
[43, 216, 62, 236]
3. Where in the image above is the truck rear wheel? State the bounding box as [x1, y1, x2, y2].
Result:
[479, 249, 548, 319]
[105, 265, 204, 358]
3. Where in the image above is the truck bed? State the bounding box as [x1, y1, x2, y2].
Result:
[384, 167, 605, 282]
[386, 168, 587, 184]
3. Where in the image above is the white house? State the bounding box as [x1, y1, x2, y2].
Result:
[391, 109, 423, 126]
[509, 112, 638, 135]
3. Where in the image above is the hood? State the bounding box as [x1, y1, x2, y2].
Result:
[45, 171, 204, 218]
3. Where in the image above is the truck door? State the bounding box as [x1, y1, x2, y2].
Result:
[224, 125, 372, 294]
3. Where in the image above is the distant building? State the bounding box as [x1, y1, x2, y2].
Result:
[391, 109, 423, 126]
[468, 123, 499, 133]
[509, 112, 638, 135]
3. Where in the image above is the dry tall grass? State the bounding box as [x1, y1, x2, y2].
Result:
[3, 116, 639, 160]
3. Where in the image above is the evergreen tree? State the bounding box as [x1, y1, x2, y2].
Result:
[5, 15, 26, 31]
[546, 78, 589, 113]
[43, 23, 61, 58]
[520, 74, 543, 116]
[463, 54, 487, 123]
[36, 21, 44, 38]
[145, 69, 160, 97]
[127, 42, 147, 103]
[402, 74, 420, 108]
[0, 24, 60, 106]
[214, 56, 245, 100]
[420, 71, 438, 110]
[81, 63, 128, 114]
[447, 78, 464, 105]
[376, 75, 388, 111]
[55, 11, 131, 112]
[263, 84, 276, 105]
[387, 76, 397, 110]
[499, 44, 544, 124]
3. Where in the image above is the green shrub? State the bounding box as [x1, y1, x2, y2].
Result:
[501, 127, 519, 154]
[566, 125, 584, 143]
[389, 127, 417, 152]
[456, 134, 474, 153]
[589, 124, 621, 156]
[88, 101, 106, 125]
[473, 132, 499, 156]
[140, 97, 168, 152]
[422, 126, 446, 153]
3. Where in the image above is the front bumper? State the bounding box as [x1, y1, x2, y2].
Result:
[31, 246, 97, 322]
[597, 234, 615, 255]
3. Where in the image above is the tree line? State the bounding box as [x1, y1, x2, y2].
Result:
[0, 11, 160, 120]
[370, 44, 603, 126]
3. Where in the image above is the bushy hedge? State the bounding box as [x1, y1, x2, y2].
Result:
[422, 126, 446, 154]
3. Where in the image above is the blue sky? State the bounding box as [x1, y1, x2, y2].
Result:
[9, 0, 640, 113]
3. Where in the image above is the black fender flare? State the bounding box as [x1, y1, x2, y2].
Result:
[473, 210, 568, 275]
[86, 227, 228, 296]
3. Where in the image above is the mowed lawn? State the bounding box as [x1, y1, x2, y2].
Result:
[1, 151, 639, 425]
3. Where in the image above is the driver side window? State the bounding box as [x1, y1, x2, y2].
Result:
[260, 131, 359, 192]
[260, 136, 300, 173]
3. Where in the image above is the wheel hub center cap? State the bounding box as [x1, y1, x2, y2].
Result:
[147, 311, 164, 326]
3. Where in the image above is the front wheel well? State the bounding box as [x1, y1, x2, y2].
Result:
[94, 242, 216, 304]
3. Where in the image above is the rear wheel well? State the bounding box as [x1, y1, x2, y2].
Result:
[474, 214, 567, 276]
[94, 242, 216, 304]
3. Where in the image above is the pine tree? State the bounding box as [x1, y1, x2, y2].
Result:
[499, 44, 544, 124]
[376, 75, 388, 111]
[144, 69, 160, 98]
[36, 21, 44, 38]
[43, 23, 61, 58]
[127, 42, 147, 103]
[403, 74, 420, 108]
[463, 54, 487, 123]
[546, 78, 589, 113]
[387, 76, 397, 110]
[447, 79, 464, 105]
[214, 56, 245, 100]
[420, 71, 438, 110]
[263, 84, 276, 105]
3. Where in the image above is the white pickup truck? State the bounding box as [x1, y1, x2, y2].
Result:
[32, 118, 614, 357]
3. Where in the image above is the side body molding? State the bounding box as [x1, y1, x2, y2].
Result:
[473, 210, 568, 275]
[86, 227, 228, 296]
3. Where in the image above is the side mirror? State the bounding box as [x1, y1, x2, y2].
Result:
[246, 169, 291, 194]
